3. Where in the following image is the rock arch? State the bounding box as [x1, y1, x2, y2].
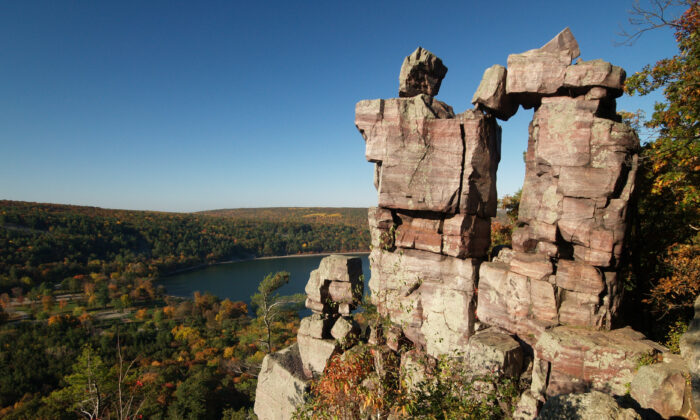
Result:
[253, 29, 684, 420]
[355, 29, 639, 356]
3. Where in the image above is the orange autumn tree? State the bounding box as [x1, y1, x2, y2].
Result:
[623, 0, 699, 339]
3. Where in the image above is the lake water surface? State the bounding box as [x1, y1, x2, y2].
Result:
[159, 253, 371, 306]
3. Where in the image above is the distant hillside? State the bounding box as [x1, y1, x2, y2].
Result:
[0, 200, 370, 292]
[199, 207, 368, 228]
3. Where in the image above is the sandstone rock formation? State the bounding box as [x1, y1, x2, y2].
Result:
[253, 255, 364, 420]
[298, 254, 363, 377]
[356, 59, 501, 356]
[355, 28, 678, 419]
[255, 28, 697, 420]
[398, 47, 448, 98]
[472, 64, 517, 120]
[534, 326, 657, 396]
[630, 353, 697, 419]
[254, 344, 308, 420]
[476, 30, 639, 343]
[465, 328, 523, 378]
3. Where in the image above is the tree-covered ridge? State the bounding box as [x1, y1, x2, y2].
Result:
[0, 200, 370, 293]
[199, 207, 369, 228]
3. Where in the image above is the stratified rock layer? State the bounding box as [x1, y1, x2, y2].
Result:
[368, 247, 480, 356]
[255, 28, 697, 420]
[477, 30, 639, 351]
[466, 328, 523, 377]
[357, 51, 501, 357]
[356, 97, 499, 216]
[534, 326, 657, 396]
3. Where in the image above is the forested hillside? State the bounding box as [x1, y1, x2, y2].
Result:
[200, 207, 368, 228]
[0, 201, 367, 418]
[0, 200, 369, 294]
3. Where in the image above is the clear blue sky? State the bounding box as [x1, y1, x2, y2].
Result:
[0, 1, 683, 212]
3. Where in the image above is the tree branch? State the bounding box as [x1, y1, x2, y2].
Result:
[616, 0, 688, 45]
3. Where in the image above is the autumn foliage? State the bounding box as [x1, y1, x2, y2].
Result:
[300, 348, 375, 418]
[623, 0, 700, 339]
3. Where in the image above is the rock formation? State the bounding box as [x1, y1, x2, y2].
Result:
[254, 29, 698, 420]
[254, 255, 364, 420]
[355, 29, 695, 419]
[298, 255, 363, 377]
[537, 391, 641, 420]
[356, 43, 500, 357]
[398, 47, 448, 98]
[253, 344, 308, 420]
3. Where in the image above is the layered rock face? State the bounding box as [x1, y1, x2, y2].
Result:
[470, 29, 649, 409]
[256, 29, 695, 420]
[475, 30, 638, 338]
[353, 29, 693, 419]
[356, 46, 500, 357]
[358, 29, 640, 362]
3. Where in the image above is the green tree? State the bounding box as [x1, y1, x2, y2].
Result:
[44, 345, 111, 419]
[167, 367, 214, 419]
[251, 271, 305, 353]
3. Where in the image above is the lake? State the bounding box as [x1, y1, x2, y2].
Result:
[158, 253, 371, 306]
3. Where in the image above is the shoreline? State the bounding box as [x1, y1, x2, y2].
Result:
[252, 251, 370, 261]
[162, 250, 370, 277]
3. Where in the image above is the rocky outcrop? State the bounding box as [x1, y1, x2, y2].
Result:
[476, 29, 639, 348]
[356, 48, 501, 358]
[398, 47, 448, 98]
[354, 27, 658, 419]
[356, 97, 498, 217]
[534, 326, 657, 396]
[298, 255, 363, 377]
[257, 27, 694, 420]
[368, 247, 480, 356]
[630, 354, 697, 419]
[465, 328, 523, 377]
[538, 391, 641, 420]
[254, 344, 308, 420]
[253, 255, 364, 420]
[506, 28, 580, 108]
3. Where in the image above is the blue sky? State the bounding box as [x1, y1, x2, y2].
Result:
[0, 1, 683, 212]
